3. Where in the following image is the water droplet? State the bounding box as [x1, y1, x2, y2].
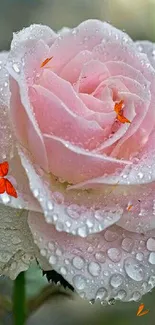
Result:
[95, 252, 106, 263]
[72, 256, 85, 269]
[1, 194, 11, 204]
[87, 246, 94, 253]
[48, 242, 55, 251]
[11, 236, 21, 245]
[53, 192, 64, 204]
[73, 275, 86, 290]
[124, 257, 144, 281]
[95, 287, 107, 300]
[77, 226, 88, 237]
[108, 298, 116, 305]
[94, 210, 105, 221]
[104, 230, 118, 242]
[33, 189, 39, 198]
[67, 204, 80, 219]
[10, 262, 17, 271]
[86, 219, 94, 228]
[64, 259, 70, 265]
[147, 237, 155, 251]
[138, 172, 143, 179]
[148, 252, 155, 264]
[12, 63, 21, 73]
[56, 222, 64, 231]
[136, 252, 144, 261]
[121, 237, 134, 252]
[110, 274, 124, 288]
[107, 248, 121, 262]
[40, 249, 47, 257]
[88, 261, 101, 276]
[53, 214, 58, 222]
[47, 201, 53, 211]
[55, 248, 62, 256]
[149, 275, 155, 286]
[49, 255, 57, 265]
[60, 266, 67, 276]
[116, 289, 127, 300]
[0, 252, 12, 263]
[65, 220, 71, 228]
[131, 291, 141, 301]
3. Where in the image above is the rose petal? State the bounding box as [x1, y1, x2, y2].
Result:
[31, 85, 105, 150]
[28, 212, 155, 302]
[18, 147, 125, 236]
[75, 60, 110, 94]
[60, 50, 93, 83]
[93, 36, 155, 144]
[7, 72, 49, 171]
[43, 133, 130, 184]
[68, 131, 155, 188]
[0, 52, 15, 160]
[106, 61, 150, 91]
[48, 20, 123, 73]
[10, 24, 57, 84]
[79, 94, 114, 113]
[38, 69, 90, 117]
[135, 41, 155, 70]
[95, 94, 136, 153]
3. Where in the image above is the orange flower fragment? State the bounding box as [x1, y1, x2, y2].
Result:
[114, 100, 131, 124]
[117, 113, 131, 124]
[136, 303, 149, 317]
[127, 204, 133, 211]
[114, 100, 124, 114]
[40, 56, 53, 68]
[0, 161, 17, 198]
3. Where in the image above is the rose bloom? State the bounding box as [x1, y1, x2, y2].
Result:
[1, 20, 155, 302]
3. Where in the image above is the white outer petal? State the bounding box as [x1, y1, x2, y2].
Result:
[0, 204, 38, 279]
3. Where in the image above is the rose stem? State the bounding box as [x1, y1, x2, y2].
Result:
[13, 271, 26, 325]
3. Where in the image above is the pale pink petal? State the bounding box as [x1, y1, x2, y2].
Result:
[60, 50, 93, 83]
[7, 64, 49, 171]
[38, 69, 90, 117]
[106, 61, 150, 91]
[93, 37, 155, 142]
[117, 183, 155, 233]
[7, 26, 52, 170]
[69, 131, 155, 189]
[111, 91, 149, 158]
[106, 75, 150, 102]
[48, 20, 122, 73]
[0, 53, 15, 161]
[75, 60, 110, 94]
[18, 147, 125, 236]
[11, 24, 56, 48]
[28, 212, 155, 302]
[95, 95, 136, 153]
[31, 85, 105, 150]
[43, 134, 130, 184]
[135, 41, 155, 70]
[79, 94, 114, 113]
[0, 53, 40, 212]
[10, 24, 57, 85]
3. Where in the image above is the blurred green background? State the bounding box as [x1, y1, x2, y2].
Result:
[1, 0, 155, 324]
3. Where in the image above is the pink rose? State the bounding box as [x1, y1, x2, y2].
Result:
[1, 20, 155, 301]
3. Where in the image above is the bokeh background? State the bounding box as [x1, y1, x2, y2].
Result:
[0, 0, 155, 324]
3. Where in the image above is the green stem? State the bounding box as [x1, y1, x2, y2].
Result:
[13, 272, 26, 325]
